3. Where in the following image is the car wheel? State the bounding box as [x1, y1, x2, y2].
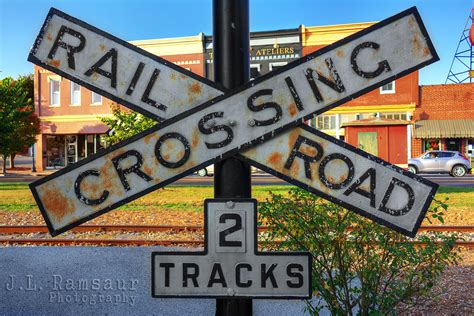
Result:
[451, 165, 467, 177]
[407, 165, 417, 174]
[197, 168, 208, 177]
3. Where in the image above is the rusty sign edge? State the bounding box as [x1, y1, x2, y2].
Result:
[27, 7, 227, 121]
[29, 6, 438, 236]
[151, 198, 312, 299]
[237, 124, 439, 238]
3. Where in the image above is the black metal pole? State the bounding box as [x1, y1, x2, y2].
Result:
[213, 0, 252, 315]
[31, 144, 36, 172]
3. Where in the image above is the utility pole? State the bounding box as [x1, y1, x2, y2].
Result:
[213, 0, 252, 315]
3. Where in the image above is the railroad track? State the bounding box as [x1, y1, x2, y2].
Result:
[0, 225, 473, 248]
[0, 239, 473, 248]
[0, 224, 205, 234]
[0, 225, 473, 234]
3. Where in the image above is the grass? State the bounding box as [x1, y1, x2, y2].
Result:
[0, 182, 294, 213]
[0, 182, 472, 224]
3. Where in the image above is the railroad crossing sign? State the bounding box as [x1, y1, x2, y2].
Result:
[29, 6, 438, 240]
[152, 199, 311, 298]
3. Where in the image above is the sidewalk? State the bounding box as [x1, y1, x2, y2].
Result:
[0, 155, 56, 181]
[0, 168, 56, 177]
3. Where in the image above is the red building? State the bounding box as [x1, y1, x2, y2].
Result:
[343, 118, 410, 166]
[412, 83, 474, 158]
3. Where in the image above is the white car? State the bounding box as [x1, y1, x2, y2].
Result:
[408, 150, 472, 177]
[197, 165, 214, 177]
[197, 164, 260, 177]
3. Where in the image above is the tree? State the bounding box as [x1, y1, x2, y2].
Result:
[100, 104, 157, 145]
[0, 75, 40, 175]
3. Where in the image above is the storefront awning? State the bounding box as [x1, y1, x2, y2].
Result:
[40, 120, 109, 134]
[413, 120, 474, 138]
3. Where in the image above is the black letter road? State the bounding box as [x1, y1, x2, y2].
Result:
[29, 7, 438, 237]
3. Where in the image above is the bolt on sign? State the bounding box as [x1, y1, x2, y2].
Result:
[152, 199, 311, 298]
[29, 6, 438, 240]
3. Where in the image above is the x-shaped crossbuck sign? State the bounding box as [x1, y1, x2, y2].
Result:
[29, 7, 438, 237]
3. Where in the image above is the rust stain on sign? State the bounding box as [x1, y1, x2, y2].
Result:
[288, 103, 298, 117]
[336, 50, 345, 58]
[300, 144, 318, 157]
[423, 47, 430, 58]
[80, 180, 101, 199]
[287, 129, 301, 152]
[189, 83, 202, 95]
[289, 160, 300, 178]
[39, 184, 74, 224]
[143, 133, 155, 145]
[266, 152, 282, 167]
[100, 163, 122, 197]
[144, 166, 154, 177]
[192, 129, 199, 148]
[411, 36, 422, 56]
[47, 59, 61, 67]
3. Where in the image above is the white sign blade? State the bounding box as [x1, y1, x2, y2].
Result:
[152, 199, 311, 298]
[28, 8, 223, 121]
[238, 125, 437, 237]
[30, 7, 438, 236]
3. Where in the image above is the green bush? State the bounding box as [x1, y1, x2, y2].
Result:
[259, 188, 461, 315]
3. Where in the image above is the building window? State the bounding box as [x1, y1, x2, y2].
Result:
[380, 112, 407, 120]
[91, 92, 102, 105]
[250, 64, 261, 80]
[356, 113, 376, 120]
[423, 139, 440, 151]
[49, 79, 60, 106]
[70, 81, 81, 105]
[340, 114, 357, 125]
[45, 135, 65, 168]
[313, 115, 336, 130]
[380, 81, 395, 94]
[269, 62, 287, 72]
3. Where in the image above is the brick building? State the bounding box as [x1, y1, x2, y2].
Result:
[412, 83, 474, 157]
[33, 65, 115, 170]
[33, 34, 205, 171]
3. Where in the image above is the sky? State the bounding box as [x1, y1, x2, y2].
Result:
[0, 0, 472, 85]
